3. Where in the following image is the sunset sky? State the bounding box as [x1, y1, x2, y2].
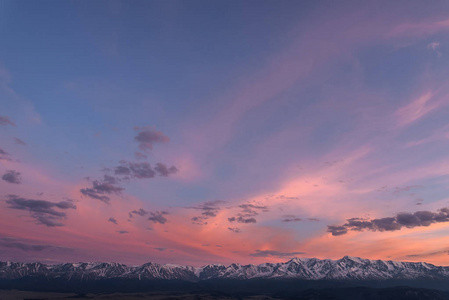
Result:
[1, 0, 449, 267]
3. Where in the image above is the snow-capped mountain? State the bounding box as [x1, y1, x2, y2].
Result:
[1, 256, 449, 282]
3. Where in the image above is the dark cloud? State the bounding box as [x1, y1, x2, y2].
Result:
[228, 227, 241, 233]
[129, 208, 148, 217]
[134, 127, 169, 152]
[114, 161, 159, 179]
[189, 200, 226, 225]
[108, 217, 118, 225]
[14, 137, 26, 146]
[0, 116, 15, 126]
[148, 211, 169, 224]
[328, 207, 449, 236]
[227, 203, 269, 224]
[155, 163, 178, 177]
[117, 230, 128, 234]
[154, 247, 166, 251]
[327, 225, 348, 236]
[282, 215, 302, 222]
[112, 160, 178, 183]
[129, 162, 156, 178]
[80, 176, 124, 204]
[249, 250, 306, 258]
[2, 170, 22, 184]
[228, 216, 257, 223]
[0, 237, 72, 252]
[5, 195, 76, 227]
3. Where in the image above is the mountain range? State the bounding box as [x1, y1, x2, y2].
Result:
[1, 256, 449, 282]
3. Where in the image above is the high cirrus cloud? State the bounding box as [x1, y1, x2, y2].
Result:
[134, 126, 169, 152]
[2, 170, 22, 184]
[328, 207, 449, 236]
[5, 195, 76, 227]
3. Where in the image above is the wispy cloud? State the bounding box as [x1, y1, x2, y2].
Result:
[395, 92, 437, 127]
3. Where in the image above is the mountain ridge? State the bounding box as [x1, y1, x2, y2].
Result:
[1, 256, 449, 282]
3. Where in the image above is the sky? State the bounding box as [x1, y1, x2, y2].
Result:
[1, 0, 449, 267]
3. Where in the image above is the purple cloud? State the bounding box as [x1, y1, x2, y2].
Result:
[2, 170, 22, 184]
[328, 207, 449, 236]
[134, 127, 169, 152]
[5, 195, 76, 227]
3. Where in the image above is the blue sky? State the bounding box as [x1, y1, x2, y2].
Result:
[1, 0, 449, 266]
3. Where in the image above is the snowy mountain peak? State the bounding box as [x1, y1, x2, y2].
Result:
[0, 257, 448, 282]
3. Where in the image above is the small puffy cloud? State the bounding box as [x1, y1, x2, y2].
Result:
[328, 207, 449, 236]
[134, 127, 169, 152]
[2, 170, 22, 184]
[0, 116, 15, 126]
[108, 217, 118, 225]
[5, 195, 76, 227]
[148, 211, 169, 224]
[154, 247, 166, 251]
[117, 230, 128, 234]
[228, 227, 241, 233]
[249, 250, 305, 258]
